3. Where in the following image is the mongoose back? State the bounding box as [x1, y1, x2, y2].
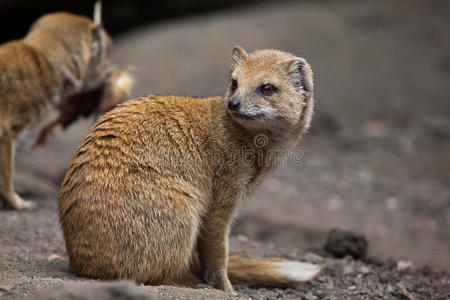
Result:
[59, 46, 320, 293]
[0, 3, 131, 209]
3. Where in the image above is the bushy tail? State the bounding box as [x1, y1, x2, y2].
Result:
[227, 255, 323, 287]
[183, 254, 323, 288]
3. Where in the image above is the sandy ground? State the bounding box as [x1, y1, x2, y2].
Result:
[1, 0, 449, 298]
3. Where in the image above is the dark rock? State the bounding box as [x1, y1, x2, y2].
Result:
[421, 266, 432, 276]
[324, 229, 368, 260]
[363, 256, 385, 267]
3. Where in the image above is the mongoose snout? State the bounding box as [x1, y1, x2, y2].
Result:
[227, 98, 241, 111]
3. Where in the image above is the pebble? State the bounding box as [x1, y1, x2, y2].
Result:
[379, 272, 391, 283]
[360, 266, 371, 274]
[343, 265, 355, 275]
[304, 252, 324, 264]
[397, 260, 413, 271]
[303, 292, 318, 300]
[47, 254, 61, 262]
[0, 285, 14, 292]
[236, 235, 249, 242]
[326, 280, 334, 290]
[313, 290, 324, 297]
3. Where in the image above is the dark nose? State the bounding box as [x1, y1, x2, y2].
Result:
[228, 99, 241, 111]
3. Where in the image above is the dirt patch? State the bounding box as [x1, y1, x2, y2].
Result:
[2, 233, 448, 299]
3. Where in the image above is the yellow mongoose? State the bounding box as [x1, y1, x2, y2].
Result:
[0, 3, 132, 210]
[59, 46, 320, 293]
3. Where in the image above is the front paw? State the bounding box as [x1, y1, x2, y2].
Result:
[203, 269, 236, 294]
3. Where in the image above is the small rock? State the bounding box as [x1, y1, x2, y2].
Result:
[303, 292, 318, 300]
[363, 256, 384, 267]
[379, 272, 392, 283]
[236, 235, 249, 242]
[195, 284, 212, 289]
[360, 266, 371, 274]
[0, 284, 15, 292]
[304, 252, 324, 264]
[47, 254, 61, 262]
[348, 285, 356, 290]
[397, 260, 413, 271]
[313, 290, 324, 297]
[421, 266, 432, 275]
[344, 265, 355, 275]
[326, 280, 334, 290]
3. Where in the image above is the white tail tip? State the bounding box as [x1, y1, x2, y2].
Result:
[93, 1, 102, 25]
[275, 261, 324, 282]
[114, 70, 134, 97]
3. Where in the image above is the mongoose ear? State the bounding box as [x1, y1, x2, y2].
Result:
[91, 25, 110, 65]
[231, 45, 248, 70]
[91, 1, 104, 57]
[286, 57, 314, 92]
[91, 26, 103, 58]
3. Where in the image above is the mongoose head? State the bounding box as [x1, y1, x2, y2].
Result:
[225, 46, 314, 135]
[26, 10, 115, 96]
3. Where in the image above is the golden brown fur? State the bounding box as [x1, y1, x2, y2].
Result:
[59, 47, 320, 293]
[0, 11, 122, 209]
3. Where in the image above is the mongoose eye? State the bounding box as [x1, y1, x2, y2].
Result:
[231, 79, 238, 92]
[260, 84, 276, 95]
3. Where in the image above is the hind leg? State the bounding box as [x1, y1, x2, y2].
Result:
[0, 133, 35, 210]
[63, 182, 202, 284]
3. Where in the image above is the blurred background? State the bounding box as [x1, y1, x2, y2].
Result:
[4, 0, 449, 271]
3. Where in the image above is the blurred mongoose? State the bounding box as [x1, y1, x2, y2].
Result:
[33, 69, 134, 147]
[59, 46, 320, 293]
[0, 3, 132, 210]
